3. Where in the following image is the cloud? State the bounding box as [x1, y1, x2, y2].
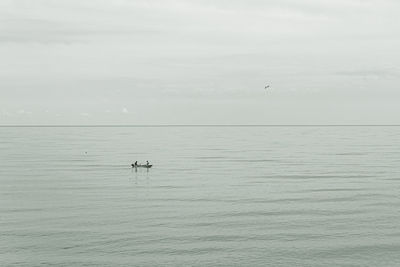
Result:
[1, 0, 400, 125]
[0, 2, 159, 44]
[335, 69, 399, 78]
[1, 0, 398, 46]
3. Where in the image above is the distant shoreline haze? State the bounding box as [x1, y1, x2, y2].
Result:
[1, 125, 400, 128]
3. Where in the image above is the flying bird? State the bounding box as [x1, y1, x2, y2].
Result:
[264, 85, 270, 90]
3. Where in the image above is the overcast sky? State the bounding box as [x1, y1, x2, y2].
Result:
[1, 0, 399, 125]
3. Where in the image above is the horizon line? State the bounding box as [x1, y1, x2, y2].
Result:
[1, 124, 400, 127]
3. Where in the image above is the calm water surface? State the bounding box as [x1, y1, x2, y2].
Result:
[1, 126, 400, 266]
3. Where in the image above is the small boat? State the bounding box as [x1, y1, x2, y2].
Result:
[131, 164, 152, 168]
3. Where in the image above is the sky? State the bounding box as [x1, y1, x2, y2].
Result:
[1, 0, 399, 125]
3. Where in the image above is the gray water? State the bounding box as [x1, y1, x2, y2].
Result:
[1, 126, 400, 266]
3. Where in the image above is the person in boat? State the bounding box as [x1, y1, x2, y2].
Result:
[131, 161, 138, 168]
[146, 160, 150, 166]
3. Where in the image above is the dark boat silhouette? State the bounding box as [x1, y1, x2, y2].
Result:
[131, 164, 152, 168]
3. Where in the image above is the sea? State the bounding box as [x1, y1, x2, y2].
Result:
[1, 126, 400, 266]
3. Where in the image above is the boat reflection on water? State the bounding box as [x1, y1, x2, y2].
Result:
[131, 163, 153, 173]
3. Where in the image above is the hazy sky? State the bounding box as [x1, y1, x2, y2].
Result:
[1, 0, 399, 125]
